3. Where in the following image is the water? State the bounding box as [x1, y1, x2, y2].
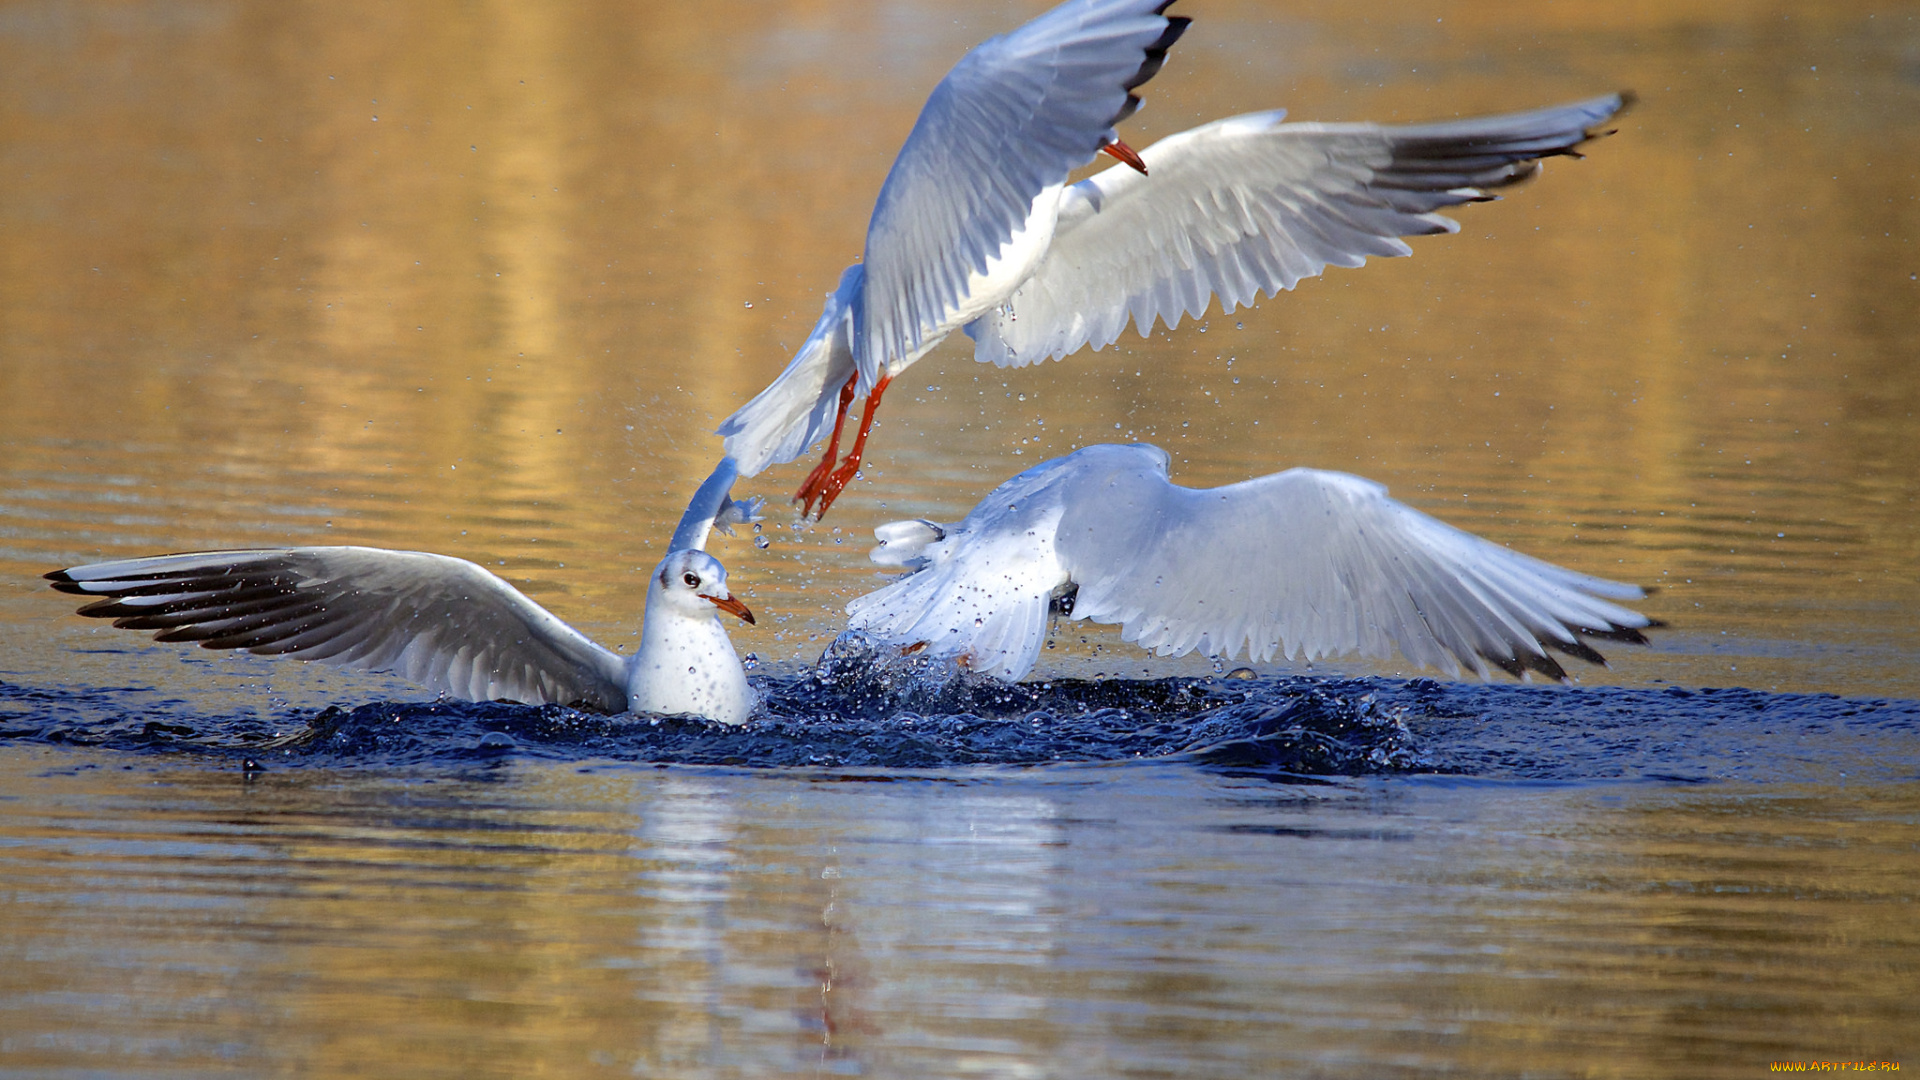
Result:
[3, 0, 1919, 1074]
[2, 737, 1916, 1078]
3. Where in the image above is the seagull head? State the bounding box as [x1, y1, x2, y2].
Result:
[654, 549, 754, 625]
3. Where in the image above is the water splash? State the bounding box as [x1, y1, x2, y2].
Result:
[1, 641, 1913, 783]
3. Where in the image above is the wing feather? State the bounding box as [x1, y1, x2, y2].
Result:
[864, 0, 1188, 375]
[1054, 450, 1649, 678]
[849, 445, 1652, 681]
[967, 93, 1628, 366]
[49, 548, 630, 711]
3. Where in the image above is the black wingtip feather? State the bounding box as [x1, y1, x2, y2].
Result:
[1530, 620, 1662, 675]
[1108, 9, 1191, 127]
[1379, 94, 1634, 199]
[1523, 649, 1569, 682]
[1123, 14, 1190, 92]
[1581, 623, 1656, 646]
[72, 584, 302, 622]
[1544, 635, 1610, 668]
[1484, 649, 1563, 681]
[75, 596, 129, 618]
[1484, 652, 1526, 679]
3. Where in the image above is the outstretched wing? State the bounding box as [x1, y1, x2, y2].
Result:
[966, 93, 1628, 366]
[862, 0, 1188, 378]
[1056, 449, 1652, 679]
[848, 445, 1652, 681]
[48, 547, 630, 711]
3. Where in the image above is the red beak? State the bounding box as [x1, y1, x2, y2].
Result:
[1101, 139, 1149, 175]
[701, 593, 755, 625]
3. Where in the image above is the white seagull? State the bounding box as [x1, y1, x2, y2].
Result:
[716, 0, 1629, 518]
[46, 458, 765, 724]
[845, 444, 1656, 682]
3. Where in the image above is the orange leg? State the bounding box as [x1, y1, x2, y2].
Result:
[808, 374, 892, 521]
[794, 373, 858, 515]
[1101, 139, 1148, 176]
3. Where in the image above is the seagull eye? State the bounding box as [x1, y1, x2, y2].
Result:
[682, 572, 700, 588]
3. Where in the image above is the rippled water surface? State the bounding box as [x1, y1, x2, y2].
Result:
[2, 0, 1918, 1075]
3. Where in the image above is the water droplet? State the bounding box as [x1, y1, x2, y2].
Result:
[742, 653, 760, 670]
[754, 535, 771, 549]
[1211, 657, 1226, 674]
[743, 301, 754, 308]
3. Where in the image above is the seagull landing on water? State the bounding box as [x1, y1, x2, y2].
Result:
[844, 444, 1659, 683]
[46, 459, 766, 724]
[716, 0, 1632, 520]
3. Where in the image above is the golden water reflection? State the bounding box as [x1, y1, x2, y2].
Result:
[1, 0, 1916, 694]
[1, 5, 1915, 1077]
[0, 753, 1913, 1077]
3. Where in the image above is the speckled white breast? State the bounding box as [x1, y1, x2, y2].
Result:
[626, 596, 755, 725]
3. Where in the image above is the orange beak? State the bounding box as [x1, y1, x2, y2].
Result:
[701, 593, 755, 625]
[1101, 139, 1148, 175]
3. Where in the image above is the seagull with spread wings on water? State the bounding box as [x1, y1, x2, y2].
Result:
[717, 0, 1630, 519]
[47, 459, 766, 724]
[845, 444, 1657, 682]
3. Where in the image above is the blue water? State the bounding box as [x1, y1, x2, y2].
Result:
[7, 635, 1913, 785]
[5, 638, 1916, 1079]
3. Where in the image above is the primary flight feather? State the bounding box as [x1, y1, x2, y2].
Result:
[846, 444, 1656, 682]
[48, 458, 766, 724]
[717, 0, 1628, 518]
